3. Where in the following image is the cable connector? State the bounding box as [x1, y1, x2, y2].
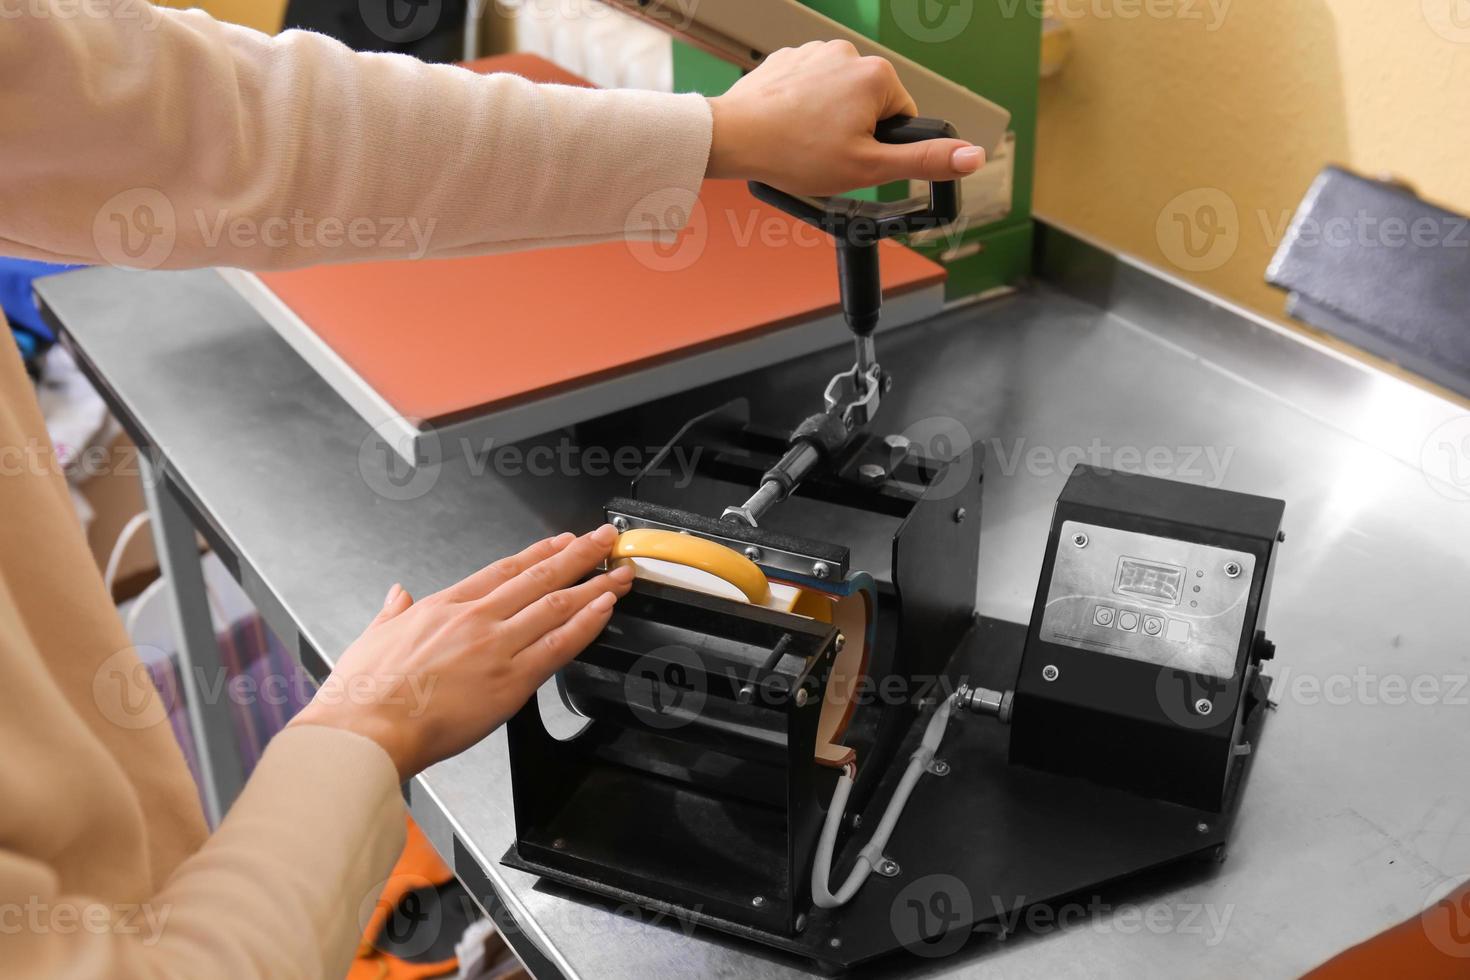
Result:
[954, 683, 1014, 723]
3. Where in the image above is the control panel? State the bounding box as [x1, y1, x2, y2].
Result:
[1010, 465, 1284, 811]
[1038, 521, 1254, 679]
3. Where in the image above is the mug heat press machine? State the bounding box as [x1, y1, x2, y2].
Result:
[501, 11, 1288, 963]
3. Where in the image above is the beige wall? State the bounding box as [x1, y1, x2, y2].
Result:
[157, 0, 285, 33]
[1035, 0, 1470, 324]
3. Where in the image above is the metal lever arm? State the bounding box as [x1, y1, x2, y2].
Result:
[724, 118, 962, 528]
[748, 115, 962, 426]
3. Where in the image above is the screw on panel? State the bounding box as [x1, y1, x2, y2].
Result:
[812, 561, 831, 580]
[954, 507, 967, 523]
[795, 914, 808, 932]
[876, 858, 901, 878]
[611, 516, 628, 532]
[858, 463, 887, 483]
[829, 938, 843, 949]
[1195, 698, 1213, 715]
[1196, 822, 1210, 834]
[751, 895, 766, 908]
[743, 545, 762, 562]
[552, 838, 566, 850]
[1042, 664, 1060, 682]
[928, 759, 951, 776]
[1224, 561, 1242, 578]
[1072, 532, 1089, 548]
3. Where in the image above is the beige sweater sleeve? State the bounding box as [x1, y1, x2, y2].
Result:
[0, 328, 407, 979]
[0, 725, 407, 979]
[0, 1, 713, 270]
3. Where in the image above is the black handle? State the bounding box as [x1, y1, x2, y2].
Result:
[873, 115, 959, 147]
[747, 115, 962, 243]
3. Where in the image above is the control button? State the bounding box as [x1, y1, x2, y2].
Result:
[1166, 619, 1191, 643]
[1142, 615, 1164, 636]
[1117, 611, 1139, 632]
[1093, 605, 1116, 627]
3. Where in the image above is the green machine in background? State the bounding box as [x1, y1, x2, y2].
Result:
[672, 2, 1042, 299]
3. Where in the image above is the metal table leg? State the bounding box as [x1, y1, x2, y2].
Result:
[139, 454, 245, 826]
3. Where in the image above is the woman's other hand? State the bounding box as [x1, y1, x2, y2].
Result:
[290, 525, 633, 779]
[706, 40, 985, 196]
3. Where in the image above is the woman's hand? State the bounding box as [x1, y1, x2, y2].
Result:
[705, 40, 985, 196]
[289, 525, 633, 779]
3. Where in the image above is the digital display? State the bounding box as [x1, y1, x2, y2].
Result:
[1114, 557, 1185, 605]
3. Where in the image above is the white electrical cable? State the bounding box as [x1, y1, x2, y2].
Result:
[462, 0, 482, 62]
[810, 694, 956, 908]
[103, 510, 152, 598]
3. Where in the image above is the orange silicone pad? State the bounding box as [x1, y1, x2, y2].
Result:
[256, 55, 946, 425]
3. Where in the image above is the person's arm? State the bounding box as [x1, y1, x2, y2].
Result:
[0, 3, 710, 268]
[0, 3, 981, 271]
[0, 725, 407, 979]
[0, 528, 633, 979]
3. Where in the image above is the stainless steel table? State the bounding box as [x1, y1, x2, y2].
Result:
[37, 225, 1470, 978]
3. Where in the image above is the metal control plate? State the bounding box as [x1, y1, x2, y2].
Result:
[1039, 521, 1254, 678]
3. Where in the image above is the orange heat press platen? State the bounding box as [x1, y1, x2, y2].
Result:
[229, 55, 947, 456]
